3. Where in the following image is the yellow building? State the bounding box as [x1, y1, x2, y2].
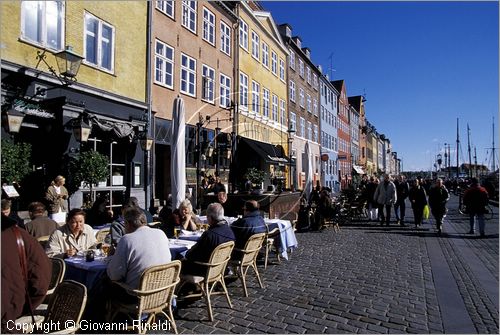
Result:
[235, 2, 290, 190]
[1, 1, 150, 210]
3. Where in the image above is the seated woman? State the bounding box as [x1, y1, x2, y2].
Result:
[165, 199, 200, 237]
[46, 208, 97, 258]
[86, 196, 114, 227]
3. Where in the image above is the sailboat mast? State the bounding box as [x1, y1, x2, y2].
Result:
[474, 146, 478, 177]
[456, 118, 460, 178]
[492, 117, 496, 172]
[467, 124, 472, 178]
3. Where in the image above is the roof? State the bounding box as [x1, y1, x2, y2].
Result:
[331, 80, 344, 92]
[348, 96, 363, 112]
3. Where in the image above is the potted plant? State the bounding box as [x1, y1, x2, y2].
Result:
[69, 150, 109, 204]
[1, 139, 32, 199]
[245, 167, 265, 194]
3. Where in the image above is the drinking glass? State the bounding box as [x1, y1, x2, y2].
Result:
[101, 243, 110, 257]
[174, 227, 180, 239]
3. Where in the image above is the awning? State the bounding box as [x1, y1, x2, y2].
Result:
[352, 165, 365, 175]
[239, 137, 289, 164]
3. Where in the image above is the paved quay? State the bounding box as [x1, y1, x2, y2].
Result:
[173, 194, 498, 334]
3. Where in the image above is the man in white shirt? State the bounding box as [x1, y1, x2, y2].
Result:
[107, 207, 171, 289]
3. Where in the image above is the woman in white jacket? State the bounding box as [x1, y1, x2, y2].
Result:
[373, 174, 397, 226]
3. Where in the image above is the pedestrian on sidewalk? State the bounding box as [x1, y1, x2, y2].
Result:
[363, 177, 379, 222]
[373, 174, 397, 226]
[463, 177, 489, 237]
[408, 179, 428, 227]
[394, 175, 410, 226]
[428, 178, 449, 235]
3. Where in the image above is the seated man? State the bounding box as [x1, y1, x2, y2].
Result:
[230, 200, 267, 259]
[181, 203, 235, 276]
[217, 191, 236, 217]
[107, 207, 171, 290]
[25, 202, 58, 239]
[1, 199, 25, 229]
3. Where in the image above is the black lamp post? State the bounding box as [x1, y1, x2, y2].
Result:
[287, 125, 296, 190]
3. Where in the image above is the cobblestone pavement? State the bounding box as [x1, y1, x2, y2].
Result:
[172, 194, 498, 334]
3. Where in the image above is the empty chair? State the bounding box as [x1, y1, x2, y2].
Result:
[263, 227, 281, 269]
[35, 258, 66, 314]
[45, 280, 87, 334]
[177, 241, 234, 322]
[231, 233, 266, 297]
[107, 261, 181, 334]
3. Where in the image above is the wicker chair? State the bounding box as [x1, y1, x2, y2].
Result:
[231, 233, 266, 297]
[35, 258, 66, 315]
[177, 241, 234, 322]
[263, 227, 281, 269]
[45, 280, 87, 334]
[107, 261, 181, 334]
[95, 228, 110, 243]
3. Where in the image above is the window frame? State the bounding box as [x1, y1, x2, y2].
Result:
[299, 88, 305, 108]
[272, 94, 278, 122]
[271, 51, 278, 76]
[201, 64, 215, 103]
[220, 20, 231, 56]
[83, 11, 115, 73]
[299, 59, 304, 78]
[239, 71, 249, 110]
[290, 112, 296, 132]
[289, 81, 296, 102]
[251, 30, 260, 60]
[239, 19, 248, 51]
[261, 42, 269, 68]
[21, 1, 65, 51]
[181, 0, 197, 34]
[219, 73, 231, 108]
[279, 58, 285, 82]
[280, 99, 286, 125]
[202, 7, 215, 46]
[251, 80, 260, 114]
[156, 0, 174, 19]
[180, 53, 196, 97]
[289, 48, 295, 70]
[154, 39, 175, 89]
[262, 88, 270, 118]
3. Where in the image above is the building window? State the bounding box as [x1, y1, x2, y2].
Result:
[181, 1, 197, 34]
[220, 21, 231, 56]
[280, 99, 286, 125]
[202, 7, 215, 45]
[307, 121, 312, 140]
[313, 124, 318, 143]
[307, 94, 311, 113]
[313, 73, 318, 90]
[290, 112, 297, 132]
[239, 71, 248, 109]
[271, 51, 278, 76]
[289, 81, 296, 102]
[251, 31, 260, 60]
[272, 94, 279, 122]
[239, 19, 248, 50]
[307, 67, 311, 84]
[299, 59, 304, 78]
[251, 81, 260, 114]
[154, 40, 174, 88]
[201, 64, 215, 103]
[262, 88, 270, 118]
[300, 117, 305, 138]
[299, 88, 304, 108]
[279, 58, 285, 81]
[180, 53, 196, 96]
[84, 12, 114, 72]
[156, 1, 174, 18]
[289, 48, 295, 70]
[220, 73, 231, 108]
[262, 42, 269, 68]
[313, 99, 318, 116]
[21, 1, 64, 50]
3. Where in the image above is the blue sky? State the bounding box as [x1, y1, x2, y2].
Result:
[262, 1, 499, 172]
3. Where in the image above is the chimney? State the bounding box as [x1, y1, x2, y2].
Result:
[302, 47, 311, 59]
[325, 74, 329, 81]
[292, 36, 302, 49]
[317, 65, 322, 74]
[278, 23, 292, 38]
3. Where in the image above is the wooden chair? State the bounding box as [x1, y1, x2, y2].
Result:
[264, 227, 281, 269]
[107, 261, 181, 334]
[45, 280, 87, 333]
[95, 228, 110, 243]
[177, 241, 234, 322]
[36, 258, 66, 315]
[231, 233, 266, 297]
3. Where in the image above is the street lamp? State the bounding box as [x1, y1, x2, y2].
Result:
[4, 109, 25, 133]
[287, 124, 296, 190]
[36, 46, 84, 85]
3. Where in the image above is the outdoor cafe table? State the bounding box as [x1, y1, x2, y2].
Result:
[64, 239, 196, 289]
[191, 216, 298, 260]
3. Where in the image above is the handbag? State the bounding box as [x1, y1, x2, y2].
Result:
[423, 205, 430, 220]
[13, 226, 36, 325]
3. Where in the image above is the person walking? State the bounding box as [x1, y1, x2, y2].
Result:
[45, 175, 69, 225]
[463, 177, 489, 237]
[428, 178, 450, 235]
[364, 177, 379, 222]
[408, 179, 428, 227]
[373, 174, 397, 226]
[394, 175, 410, 226]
